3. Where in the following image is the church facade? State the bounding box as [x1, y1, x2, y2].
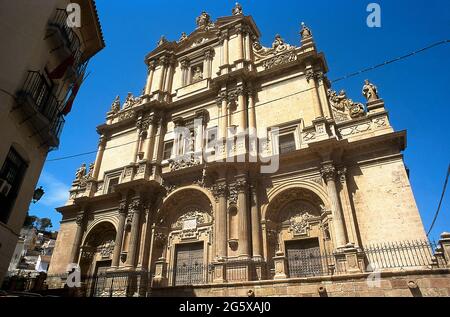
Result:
[47, 4, 450, 297]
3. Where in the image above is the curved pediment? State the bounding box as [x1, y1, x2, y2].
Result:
[177, 29, 219, 52]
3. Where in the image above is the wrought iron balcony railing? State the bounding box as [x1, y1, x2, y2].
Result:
[48, 8, 83, 73]
[16, 71, 65, 147]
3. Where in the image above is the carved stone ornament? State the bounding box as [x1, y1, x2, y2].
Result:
[196, 11, 214, 30]
[110, 96, 120, 113]
[212, 183, 227, 200]
[129, 197, 141, 213]
[118, 200, 127, 214]
[122, 92, 142, 109]
[168, 153, 201, 171]
[98, 240, 115, 258]
[85, 162, 95, 179]
[253, 34, 296, 60]
[262, 51, 297, 70]
[228, 185, 238, 205]
[290, 212, 314, 236]
[174, 210, 207, 229]
[75, 163, 86, 181]
[179, 32, 187, 42]
[327, 89, 366, 122]
[75, 214, 84, 226]
[320, 163, 336, 182]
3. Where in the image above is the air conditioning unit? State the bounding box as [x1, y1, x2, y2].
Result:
[0, 178, 12, 197]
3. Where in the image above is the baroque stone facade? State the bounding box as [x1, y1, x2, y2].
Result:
[47, 4, 449, 296]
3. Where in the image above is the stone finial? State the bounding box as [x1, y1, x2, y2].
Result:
[300, 22, 312, 40]
[232, 2, 243, 15]
[157, 35, 168, 46]
[362, 79, 380, 102]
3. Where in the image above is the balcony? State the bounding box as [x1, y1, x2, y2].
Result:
[15, 71, 65, 149]
[47, 9, 83, 78]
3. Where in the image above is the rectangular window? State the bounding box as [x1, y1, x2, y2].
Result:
[278, 133, 296, 154]
[163, 140, 174, 160]
[0, 147, 28, 224]
[206, 127, 218, 150]
[107, 177, 119, 194]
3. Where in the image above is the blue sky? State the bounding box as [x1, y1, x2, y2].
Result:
[30, 0, 450, 241]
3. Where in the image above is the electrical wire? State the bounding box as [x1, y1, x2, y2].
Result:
[427, 164, 450, 237]
[45, 39, 450, 162]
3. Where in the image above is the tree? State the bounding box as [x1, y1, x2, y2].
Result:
[23, 213, 38, 228]
[38, 218, 53, 232]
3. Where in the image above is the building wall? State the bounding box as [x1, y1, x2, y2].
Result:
[47, 8, 430, 292]
[0, 0, 104, 284]
[150, 269, 450, 297]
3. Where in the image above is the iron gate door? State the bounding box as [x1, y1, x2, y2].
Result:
[174, 242, 204, 286]
[286, 238, 323, 277]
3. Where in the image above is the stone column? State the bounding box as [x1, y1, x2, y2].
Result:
[144, 115, 157, 162]
[320, 161, 347, 249]
[112, 200, 127, 268]
[92, 135, 106, 180]
[180, 59, 190, 86]
[217, 92, 228, 139]
[236, 86, 247, 133]
[152, 116, 165, 162]
[126, 196, 142, 267]
[158, 57, 167, 92]
[144, 61, 156, 96]
[305, 68, 324, 119]
[203, 49, 214, 79]
[315, 71, 331, 118]
[244, 29, 252, 61]
[250, 181, 262, 259]
[213, 183, 228, 260]
[337, 167, 359, 247]
[163, 57, 175, 98]
[236, 26, 244, 62]
[220, 32, 229, 75]
[131, 117, 144, 163]
[69, 213, 86, 265]
[236, 177, 250, 258]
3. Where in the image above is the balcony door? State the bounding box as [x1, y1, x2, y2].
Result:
[286, 238, 323, 278]
[174, 242, 204, 286]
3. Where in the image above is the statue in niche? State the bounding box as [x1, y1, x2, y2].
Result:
[362, 79, 380, 102]
[75, 163, 86, 180]
[192, 66, 203, 82]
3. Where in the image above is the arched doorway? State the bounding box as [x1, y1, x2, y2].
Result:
[79, 222, 116, 277]
[151, 187, 214, 286]
[264, 187, 333, 278]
